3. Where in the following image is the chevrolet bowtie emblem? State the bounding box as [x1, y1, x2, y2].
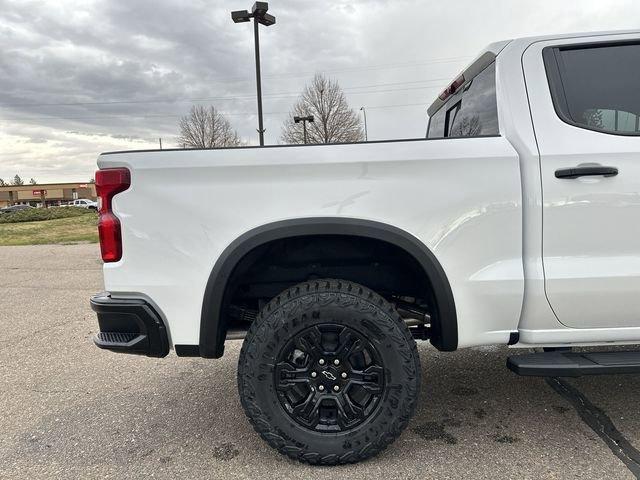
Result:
[321, 371, 336, 381]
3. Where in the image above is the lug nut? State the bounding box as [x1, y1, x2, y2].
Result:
[318, 385, 325, 391]
[341, 372, 347, 379]
[311, 372, 317, 378]
[333, 385, 340, 392]
[333, 359, 340, 366]
[318, 359, 325, 365]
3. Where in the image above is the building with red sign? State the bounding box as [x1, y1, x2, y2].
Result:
[0, 182, 97, 208]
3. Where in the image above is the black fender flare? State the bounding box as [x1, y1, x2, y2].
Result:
[198, 218, 457, 357]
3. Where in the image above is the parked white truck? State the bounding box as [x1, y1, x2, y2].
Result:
[91, 30, 640, 464]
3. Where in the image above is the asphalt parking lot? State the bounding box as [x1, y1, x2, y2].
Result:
[1, 244, 639, 479]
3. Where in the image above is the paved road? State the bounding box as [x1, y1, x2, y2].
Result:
[1, 244, 639, 479]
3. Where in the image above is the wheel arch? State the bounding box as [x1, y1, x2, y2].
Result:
[198, 218, 457, 358]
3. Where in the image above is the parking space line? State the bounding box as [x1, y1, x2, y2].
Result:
[547, 377, 640, 479]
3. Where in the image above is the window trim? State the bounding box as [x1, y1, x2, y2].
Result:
[542, 40, 640, 137]
[444, 100, 462, 137]
[426, 105, 445, 139]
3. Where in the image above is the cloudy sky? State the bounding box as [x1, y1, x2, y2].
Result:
[1, 0, 639, 183]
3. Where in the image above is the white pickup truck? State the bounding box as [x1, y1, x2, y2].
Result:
[91, 30, 640, 465]
[64, 198, 98, 209]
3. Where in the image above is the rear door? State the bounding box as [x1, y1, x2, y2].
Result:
[523, 34, 640, 329]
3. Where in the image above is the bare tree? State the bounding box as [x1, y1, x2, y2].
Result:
[582, 109, 604, 129]
[281, 74, 364, 144]
[178, 105, 242, 148]
[29, 178, 37, 185]
[450, 115, 482, 137]
[12, 174, 24, 186]
[0, 178, 5, 186]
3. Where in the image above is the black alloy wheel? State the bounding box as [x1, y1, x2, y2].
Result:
[275, 323, 385, 432]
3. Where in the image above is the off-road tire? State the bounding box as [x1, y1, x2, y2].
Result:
[237, 279, 421, 465]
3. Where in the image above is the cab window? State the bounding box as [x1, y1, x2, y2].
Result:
[427, 62, 499, 139]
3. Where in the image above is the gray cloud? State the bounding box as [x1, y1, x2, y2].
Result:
[1, 0, 639, 182]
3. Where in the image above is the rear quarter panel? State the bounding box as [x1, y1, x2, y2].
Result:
[98, 137, 523, 348]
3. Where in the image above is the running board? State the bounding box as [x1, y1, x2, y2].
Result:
[507, 350, 640, 377]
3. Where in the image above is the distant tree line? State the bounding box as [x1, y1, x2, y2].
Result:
[0, 176, 95, 186]
[177, 73, 364, 148]
[0, 175, 37, 186]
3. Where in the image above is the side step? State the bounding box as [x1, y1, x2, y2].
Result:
[507, 350, 640, 377]
[94, 332, 147, 351]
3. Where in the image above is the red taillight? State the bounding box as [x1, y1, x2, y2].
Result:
[95, 168, 130, 262]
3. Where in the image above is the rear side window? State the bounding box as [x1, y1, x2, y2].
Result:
[427, 63, 499, 139]
[544, 41, 640, 135]
[427, 106, 446, 139]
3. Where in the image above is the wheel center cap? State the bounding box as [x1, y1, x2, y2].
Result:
[321, 370, 336, 381]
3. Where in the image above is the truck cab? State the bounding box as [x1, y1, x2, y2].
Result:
[426, 31, 640, 346]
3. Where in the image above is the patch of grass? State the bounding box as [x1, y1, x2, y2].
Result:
[0, 206, 95, 224]
[0, 212, 99, 246]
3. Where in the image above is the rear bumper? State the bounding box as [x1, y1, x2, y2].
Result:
[90, 292, 170, 358]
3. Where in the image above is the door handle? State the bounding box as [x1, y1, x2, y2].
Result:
[555, 165, 619, 179]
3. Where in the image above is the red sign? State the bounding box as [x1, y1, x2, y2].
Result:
[32, 190, 47, 196]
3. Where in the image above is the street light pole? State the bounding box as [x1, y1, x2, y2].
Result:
[232, 2, 276, 147]
[252, 17, 265, 146]
[294, 115, 314, 144]
[360, 106, 368, 141]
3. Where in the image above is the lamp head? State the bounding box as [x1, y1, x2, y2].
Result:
[252, 2, 269, 16]
[231, 10, 251, 23]
[257, 12, 276, 26]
